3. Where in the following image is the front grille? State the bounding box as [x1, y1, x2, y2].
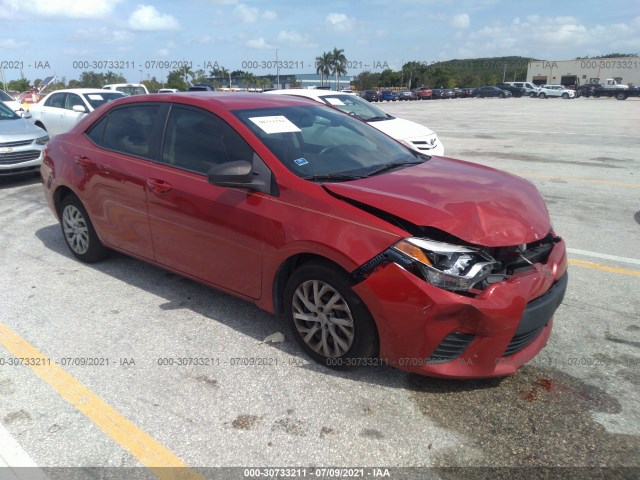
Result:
[503, 324, 546, 357]
[427, 332, 475, 364]
[409, 137, 438, 151]
[0, 139, 33, 148]
[0, 150, 41, 164]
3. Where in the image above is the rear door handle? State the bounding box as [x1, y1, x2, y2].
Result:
[146, 178, 173, 194]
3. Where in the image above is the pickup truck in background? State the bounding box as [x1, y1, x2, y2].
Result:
[578, 78, 640, 100]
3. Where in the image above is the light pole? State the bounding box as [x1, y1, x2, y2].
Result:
[276, 49, 280, 89]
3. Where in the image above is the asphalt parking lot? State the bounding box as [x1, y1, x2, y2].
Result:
[0, 96, 638, 480]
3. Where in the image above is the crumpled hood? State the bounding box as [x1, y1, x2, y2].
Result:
[324, 157, 551, 247]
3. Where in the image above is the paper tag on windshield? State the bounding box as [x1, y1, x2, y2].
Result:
[87, 94, 103, 100]
[249, 116, 301, 134]
[325, 98, 345, 106]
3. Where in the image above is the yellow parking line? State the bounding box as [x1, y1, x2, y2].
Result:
[569, 259, 640, 277]
[0, 323, 203, 480]
[515, 173, 640, 188]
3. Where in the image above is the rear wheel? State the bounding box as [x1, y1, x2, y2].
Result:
[615, 92, 627, 100]
[60, 195, 110, 263]
[284, 262, 378, 369]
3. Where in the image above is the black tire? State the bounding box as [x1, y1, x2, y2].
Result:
[284, 261, 378, 369]
[498, 93, 505, 98]
[59, 194, 110, 263]
[530, 92, 537, 98]
[475, 93, 482, 98]
[615, 92, 627, 100]
[539, 92, 546, 99]
[562, 93, 569, 99]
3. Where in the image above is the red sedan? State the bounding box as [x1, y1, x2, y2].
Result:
[41, 93, 567, 378]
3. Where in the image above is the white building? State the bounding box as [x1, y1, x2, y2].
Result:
[526, 57, 640, 87]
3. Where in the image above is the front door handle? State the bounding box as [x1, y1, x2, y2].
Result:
[146, 178, 173, 194]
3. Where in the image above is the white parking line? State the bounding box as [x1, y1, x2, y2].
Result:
[567, 248, 640, 266]
[0, 424, 48, 479]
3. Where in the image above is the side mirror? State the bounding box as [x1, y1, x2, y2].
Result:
[207, 155, 279, 196]
[18, 110, 32, 119]
[72, 105, 87, 113]
[208, 160, 253, 185]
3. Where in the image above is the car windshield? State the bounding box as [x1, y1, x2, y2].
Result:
[0, 102, 18, 120]
[116, 86, 146, 95]
[81, 92, 125, 109]
[0, 90, 14, 102]
[233, 104, 427, 181]
[317, 94, 391, 122]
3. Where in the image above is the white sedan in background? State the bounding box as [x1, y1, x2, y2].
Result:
[264, 89, 444, 156]
[0, 89, 29, 116]
[537, 85, 576, 99]
[29, 88, 124, 137]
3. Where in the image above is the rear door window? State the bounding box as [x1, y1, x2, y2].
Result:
[96, 104, 163, 160]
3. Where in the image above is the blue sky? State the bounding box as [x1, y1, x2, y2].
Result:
[1, 0, 638, 84]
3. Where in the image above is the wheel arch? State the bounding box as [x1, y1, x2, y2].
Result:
[272, 253, 354, 315]
[53, 185, 78, 217]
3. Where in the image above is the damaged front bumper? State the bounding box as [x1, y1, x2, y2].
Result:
[352, 238, 568, 378]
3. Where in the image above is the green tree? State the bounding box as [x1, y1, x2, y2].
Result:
[79, 71, 104, 88]
[315, 51, 332, 86]
[330, 47, 347, 90]
[428, 67, 454, 88]
[166, 69, 189, 90]
[103, 71, 127, 84]
[8, 77, 30, 92]
[352, 71, 380, 91]
[378, 69, 401, 87]
[143, 76, 163, 93]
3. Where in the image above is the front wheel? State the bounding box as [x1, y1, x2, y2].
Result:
[539, 92, 546, 99]
[475, 93, 482, 98]
[284, 262, 378, 369]
[60, 195, 110, 263]
[562, 93, 569, 99]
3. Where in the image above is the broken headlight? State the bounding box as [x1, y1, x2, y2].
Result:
[393, 238, 498, 292]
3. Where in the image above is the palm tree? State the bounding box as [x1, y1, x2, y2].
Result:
[330, 47, 347, 90]
[315, 51, 332, 86]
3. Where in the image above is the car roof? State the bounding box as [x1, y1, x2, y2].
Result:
[104, 92, 321, 111]
[44, 88, 122, 95]
[264, 89, 341, 100]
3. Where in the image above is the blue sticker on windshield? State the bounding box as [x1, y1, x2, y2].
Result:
[294, 158, 309, 166]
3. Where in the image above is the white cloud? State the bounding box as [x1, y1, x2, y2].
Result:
[275, 30, 316, 48]
[246, 37, 274, 49]
[459, 15, 640, 59]
[234, 4, 259, 23]
[233, 4, 275, 23]
[326, 13, 354, 32]
[0, 38, 27, 48]
[0, 0, 121, 18]
[451, 13, 470, 29]
[70, 27, 132, 45]
[128, 5, 180, 31]
[157, 48, 170, 57]
[263, 10, 277, 21]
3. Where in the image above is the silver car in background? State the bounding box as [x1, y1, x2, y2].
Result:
[0, 102, 48, 176]
[29, 88, 124, 137]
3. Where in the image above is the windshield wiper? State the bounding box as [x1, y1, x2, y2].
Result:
[365, 160, 423, 177]
[365, 115, 392, 122]
[302, 173, 364, 182]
